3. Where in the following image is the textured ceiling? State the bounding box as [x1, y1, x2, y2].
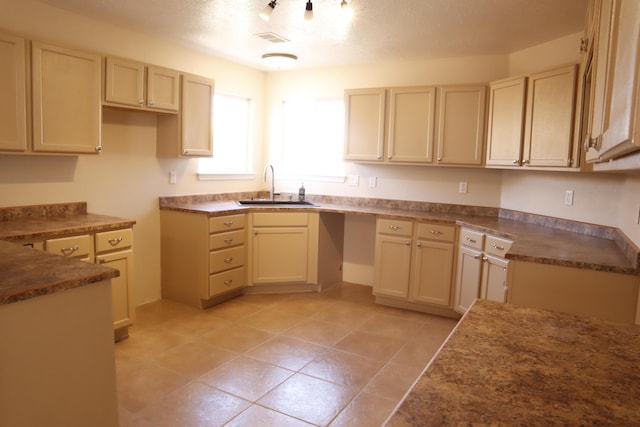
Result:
[34, 0, 588, 70]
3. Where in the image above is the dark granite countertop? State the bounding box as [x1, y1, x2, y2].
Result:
[0, 202, 135, 305]
[159, 193, 639, 275]
[386, 299, 640, 426]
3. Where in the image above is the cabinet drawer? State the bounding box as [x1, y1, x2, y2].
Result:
[209, 214, 245, 233]
[95, 228, 133, 253]
[484, 235, 513, 258]
[459, 228, 484, 250]
[209, 229, 246, 250]
[210, 246, 246, 273]
[209, 267, 245, 296]
[377, 218, 413, 237]
[252, 212, 308, 227]
[46, 234, 93, 258]
[416, 223, 455, 242]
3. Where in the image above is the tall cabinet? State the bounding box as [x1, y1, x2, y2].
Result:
[0, 33, 27, 152]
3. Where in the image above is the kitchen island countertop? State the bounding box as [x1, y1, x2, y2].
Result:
[386, 299, 640, 426]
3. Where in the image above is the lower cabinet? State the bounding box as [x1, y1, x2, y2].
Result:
[373, 218, 456, 316]
[454, 228, 512, 314]
[160, 210, 246, 308]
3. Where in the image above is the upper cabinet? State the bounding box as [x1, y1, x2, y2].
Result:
[435, 85, 487, 166]
[344, 88, 386, 161]
[31, 41, 102, 154]
[486, 65, 579, 169]
[104, 57, 180, 113]
[157, 73, 215, 157]
[0, 33, 27, 152]
[387, 87, 436, 164]
[584, 0, 640, 168]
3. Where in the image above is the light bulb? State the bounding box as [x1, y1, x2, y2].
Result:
[304, 1, 313, 21]
[259, 1, 276, 22]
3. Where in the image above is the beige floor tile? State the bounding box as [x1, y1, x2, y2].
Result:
[364, 362, 424, 402]
[152, 341, 238, 378]
[258, 373, 359, 426]
[283, 318, 352, 346]
[301, 349, 384, 388]
[247, 335, 327, 371]
[233, 293, 284, 307]
[357, 314, 426, 341]
[200, 323, 273, 353]
[158, 312, 231, 338]
[205, 300, 264, 321]
[133, 300, 199, 329]
[116, 363, 190, 413]
[225, 405, 315, 427]
[270, 297, 326, 316]
[334, 330, 406, 362]
[238, 308, 305, 333]
[136, 382, 250, 427]
[115, 327, 191, 361]
[329, 392, 398, 427]
[312, 306, 375, 330]
[200, 356, 293, 401]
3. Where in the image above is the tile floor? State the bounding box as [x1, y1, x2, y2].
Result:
[116, 283, 458, 427]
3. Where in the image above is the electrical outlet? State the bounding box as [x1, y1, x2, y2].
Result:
[347, 175, 359, 186]
[459, 181, 468, 194]
[369, 176, 377, 188]
[169, 171, 177, 184]
[564, 190, 574, 206]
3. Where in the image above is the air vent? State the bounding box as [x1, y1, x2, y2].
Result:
[254, 32, 290, 44]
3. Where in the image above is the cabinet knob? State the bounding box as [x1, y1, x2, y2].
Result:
[492, 244, 505, 251]
[183, 149, 189, 154]
[405, 241, 411, 246]
[108, 237, 123, 246]
[388, 225, 401, 231]
[523, 159, 529, 165]
[60, 245, 79, 256]
[224, 279, 233, 286]
[223, 238, 234, 244]
[377, 155, 382, 160]
[95, 146, 102, 153]
[429, 230, 442, 235]
[223, 221, 234, 226]
[473, 254, 481, 259]
[466, 237, 477, 243]
[223, 257, 233, 264]
[437, 157, 442, 162]
[148, 100, 155, 106]
[138, 99, 144, 105]
[512, 160, 518, 164]
[416, 242, 422, 247]
[482, 256, 488, 261]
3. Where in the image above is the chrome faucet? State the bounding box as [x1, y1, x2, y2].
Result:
[263, 164, 275, 201]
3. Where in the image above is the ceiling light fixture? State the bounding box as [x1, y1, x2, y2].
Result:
[340, 0, 353, 20]
[259, 0, 277, 22]
[262, 53, 298, 69]
[304, 1, 314, 21]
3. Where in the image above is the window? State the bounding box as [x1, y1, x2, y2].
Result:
[198, 92, 252, 176]
[280, 98, 345, 179]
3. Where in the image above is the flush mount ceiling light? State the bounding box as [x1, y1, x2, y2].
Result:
[262, 52, 298, 69]
[259, 0, 277, 22]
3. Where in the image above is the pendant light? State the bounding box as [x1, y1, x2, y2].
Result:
[259, 0, 277, 22]
[304, 1, 313, 21]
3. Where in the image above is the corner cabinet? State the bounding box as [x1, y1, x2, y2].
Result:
[0, 32, 27, 152]
[435, 85, 487, 166]
[373, 218, 457, 317]
[157, 73, 214, 157]
[31, 41, 102, 154]
[104, 56, 180, 113]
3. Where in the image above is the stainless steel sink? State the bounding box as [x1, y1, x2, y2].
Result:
[236, 199, 315, 206]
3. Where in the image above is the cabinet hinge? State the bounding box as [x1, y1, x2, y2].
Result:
[579, 37, 589, 54]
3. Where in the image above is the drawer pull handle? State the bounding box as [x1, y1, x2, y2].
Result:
[224, 257, 233, 264]
[417, 242, 422, 247]
[405, 241, 411, 246]
[482, 256, 488, 261]
[388, 225, 401, 231]
[473, 254, 481, 259]
[60, 245, 79, 256]
[224, 238, 234, 244]
[108, 237, 123, 246]
[223, 221, 234, 227]
[98, 258, 106, 264]
[430, 230, 443, 235]
[224, 279, 233, 286]
[466, 238, 477, 243]
[492, 244, 505, 251]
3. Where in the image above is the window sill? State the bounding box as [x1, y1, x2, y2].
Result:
[279, 174, 346, 183]
[197, 173, 256, 181]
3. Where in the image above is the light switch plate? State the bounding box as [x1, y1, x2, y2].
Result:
[459, 181, 468, 194]
[565, 190, 574, 205]
[369, 176, 377, 188]
[169, 171, 177, 184]
[347, 175, 359, 186]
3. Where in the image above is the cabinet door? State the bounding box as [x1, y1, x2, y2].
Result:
[373, 235, 412, 299]
[480, 255, 509, 303]
[387, 87, 435, 163]
[599, 0, 640, 160]
[485, 77, 527, 166]
[31, 41, 102, 154]
[147, 65, 180, 112]
[454, 246, 482, 314]
[522, 64, 577, 167]
[181, 73, 214, 156]
[252, 227, 309, 283]
[97, 249, 134, 330]
[104, 57, 145, 108]
[435, 85, 486, 165]
[410, 239, 454, 307]
[344, 88, 386, 161]
[0, 33, 27, 152]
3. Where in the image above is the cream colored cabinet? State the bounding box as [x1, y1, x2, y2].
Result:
[454, 228, 512, 314]
[435, 85, 487, 166]
[374, 218, 456, 314]
[160, 211, 246, 308]
[95, 228, 134, 341]
[157, 73, 214, 157]
[485, 77, 527, 166]
[0, 32, 27, 152]
[523, 64, 578, 167]
[344, 86, 436, 164]
[249, 212, 318, 285]
[31, 41, 102, 154]
[104, 56, 180, 113]
[45, 234, 94, 262]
